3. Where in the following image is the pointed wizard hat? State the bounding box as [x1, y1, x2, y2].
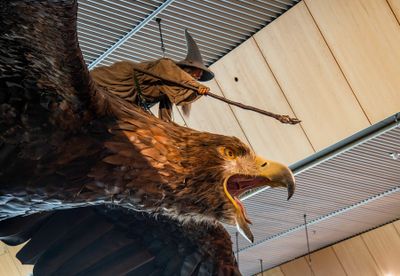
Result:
[177, 29, 214, 82]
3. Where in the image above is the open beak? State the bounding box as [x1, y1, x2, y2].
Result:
[254, 156, 296, 201]
[224, 156, 295, 243]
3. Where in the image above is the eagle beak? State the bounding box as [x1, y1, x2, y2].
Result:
[255, 156, 296, 200]
[236, 211, 254, 243]
[229, 156, 295, 243]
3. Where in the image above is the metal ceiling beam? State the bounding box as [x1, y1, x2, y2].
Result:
[291, 112, 400, 175]
[241, 113, 400, 202]
[88, 0, 176, 69]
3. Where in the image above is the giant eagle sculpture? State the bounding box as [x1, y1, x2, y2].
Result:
[0, 1, 295, 275]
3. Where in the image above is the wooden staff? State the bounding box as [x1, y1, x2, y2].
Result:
[132, 66, 301, 125]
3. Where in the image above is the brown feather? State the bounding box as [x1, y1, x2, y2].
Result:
[0, 1, 294, 274]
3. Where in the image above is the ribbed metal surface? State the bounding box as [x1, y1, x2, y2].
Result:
[76, 0, 299, 68]
[230, 123, 400, 275]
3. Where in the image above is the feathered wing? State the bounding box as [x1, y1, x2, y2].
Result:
[0, 0, 170, 215]
[0, 0, 95, 117]
[0, 206, 240, 276]
[1, 1, 243, 274]
[0, 0, 106, 221]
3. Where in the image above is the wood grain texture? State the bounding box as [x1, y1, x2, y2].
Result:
[181, 79, 250, 144]
[6, 244, 33, 276]
[263, 221, 400, 275]
[388, 0, 400, 23]
[280, 257, 314, 276]
[211, 38, 314, 164]
[333, 236, 382, 276]
[257, 266, 285, 276]
[309, 247, 346, 276]
[393, 220, 400, 234]
[362, 224, 400, 275]
[0, 251, 21, 276]
[305, 0, 400, 123]
[0, 242, 6, 256]
[254, 2, 370, 151]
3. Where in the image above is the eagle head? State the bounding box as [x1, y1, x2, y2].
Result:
[172, 132, 295, 243]
[103, 111, 295, 244]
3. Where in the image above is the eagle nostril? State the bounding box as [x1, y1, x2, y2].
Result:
[261, 162, 267, 167]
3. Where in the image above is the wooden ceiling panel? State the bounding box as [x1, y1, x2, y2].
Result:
[280, 257, 313, 276]
[211, 38, 314, 165]
[362, 224, 400, 275]
[333, 236, 382, 276]
[0, 247, 21, 276]
[394, 220, 400, 233]
[181, 80, 249, 144]
[309, 247, 346, 276]
[5, 243, 33, 276]
[260, 267, 285, 276]
[305, 0, 400, 123]
[254, 2, 370, 151]
[388, 0, 400, 22]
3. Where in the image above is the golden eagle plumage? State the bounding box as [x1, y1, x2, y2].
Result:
[0, 1, 295, 275]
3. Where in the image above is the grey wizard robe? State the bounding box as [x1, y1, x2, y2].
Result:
[90, 58, 203, 122]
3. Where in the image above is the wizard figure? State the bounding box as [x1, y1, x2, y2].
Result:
[90, 29, 214, 122]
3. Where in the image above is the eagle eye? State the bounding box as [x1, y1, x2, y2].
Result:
[218, 147, 237, 160]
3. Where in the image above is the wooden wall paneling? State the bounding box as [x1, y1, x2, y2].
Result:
[362, 224, 400, 275]
[308, 247, 346, 276]
[280, 257, 314, 276]
[393, 219, 400, 234]
[211, 38, 314, 165]
[254, 2, 370, 151]
[181, 79, 250, 143]
[6, 244, 33, 276]
[0, 242, 6, 255]
[333, 236, 382, 276]
[257, 266, 285, 276]
[305, 0, 400, 123]
[388, 0, 400, 22]
[0, 248, 20, 276]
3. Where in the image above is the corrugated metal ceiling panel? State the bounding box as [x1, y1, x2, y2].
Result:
[76, 0, 299, 68]
[231, 118, 400, 275]
[236, 190, 400, 275]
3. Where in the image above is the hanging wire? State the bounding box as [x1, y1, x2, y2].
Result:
[154, 17, 189, 126]
[236, 231, 240, 268]
[303, 214, 311, 263]
[155, 18, 166, 57]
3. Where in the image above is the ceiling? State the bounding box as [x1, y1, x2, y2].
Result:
[229, 115, 400, 275]
[76, 0, 299, 69]
[75, 1, 400, 275]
